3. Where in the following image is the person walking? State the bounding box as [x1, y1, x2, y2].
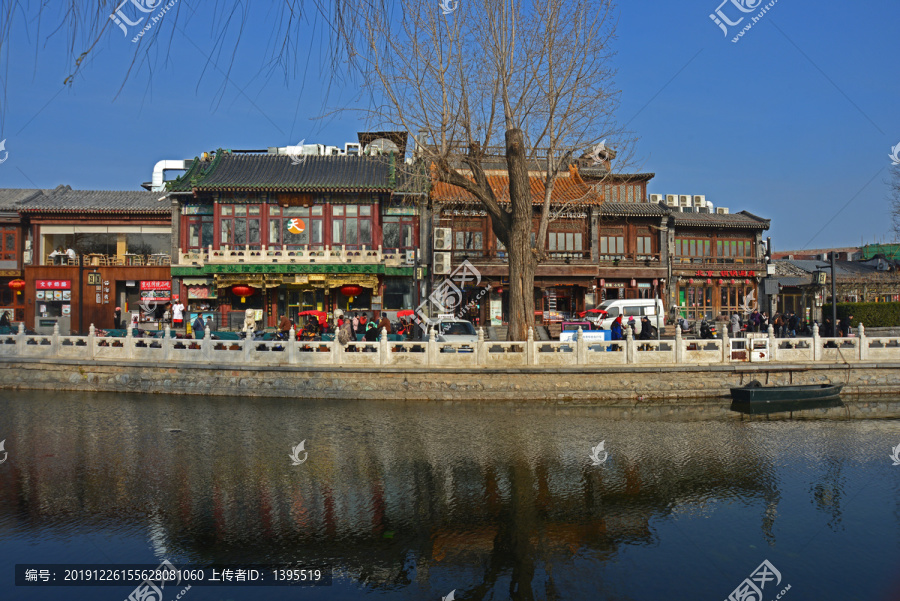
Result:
[610, 315, 623, 341]
[839, 314, 853, 337]
[378, 312, 393, 335]
[172, 298, 185, 329]
[192, 314, 205, 340]
[279, 314, 292, 337]
[351, 312, 360, 337]
[749, 309, 761, 332]
[788, 312, 799, 338]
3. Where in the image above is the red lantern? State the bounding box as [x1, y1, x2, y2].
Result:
[231, 285, 254, 303]
[730, 279, 736, 284]
[707, 278, 712, 285]
[496, 288, 503, 294]
[630, 279, 637, 287]
[599, 279, 605, 287]
[689, 278, 694, 285]
[8, 279, 25, 295]
[745, 279, 752, 285]
[340, 285, 364, 297]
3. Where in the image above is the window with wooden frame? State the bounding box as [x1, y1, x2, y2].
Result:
[0, 226, 18, 263]
[331, 204, 374, 249]
[219, 204, 262, 249]
[547, 220, 585, 258]
[674, 237, 712, 263]
[382, 216, 417, 251]
[599, 227, 624, 259]
[453, 219, 484, 256]
[270, 205, 324, 249]
[716, 238, 755, 260]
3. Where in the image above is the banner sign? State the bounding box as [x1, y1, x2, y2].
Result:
[36, 280, 71, 290]
[140, 281, 172, 291]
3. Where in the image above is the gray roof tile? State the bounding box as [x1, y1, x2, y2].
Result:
[17, 185, 168, 214]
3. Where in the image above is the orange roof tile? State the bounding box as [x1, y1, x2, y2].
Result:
[431, 166, 602, 206]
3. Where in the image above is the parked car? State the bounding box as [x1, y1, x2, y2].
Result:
[432, 317, 478, 351]
[589, 299, 665, 334]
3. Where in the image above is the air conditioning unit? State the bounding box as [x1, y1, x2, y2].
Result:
[665, 194, 678, 206]
[679, 195, 691, 207]
[696, 207, 710, 214]
[405, 250, 416, 265]
[344, 143, 361, 156]
[716, 207, 729, 214]
[692, 195, 706, 207]
[434, 227, 452, 250]
[649, 193, 663, 203]
[434, 252, 452, 275]
[820, 253, 829, 261]
[325, 146, 342, 156]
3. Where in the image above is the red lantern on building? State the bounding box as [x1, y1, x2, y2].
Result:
[719, 279, 726, 285]
[689, 278, 694, 285]
[730, 279, 736, 284]
[599, 279, 605, 287]
[231, 285, 255, 303]
[340, 285, 364, 297]
[707, 278, 712, 285]
[745, 279, 752, 285]
[8, 279, 25, 295]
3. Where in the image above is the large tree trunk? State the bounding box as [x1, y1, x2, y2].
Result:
[505, 128, 537, 341]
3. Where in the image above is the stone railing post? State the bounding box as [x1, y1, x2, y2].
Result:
[577, 327, 587, 364]
[163, 325, 172, 361]
[426, 328, 437, 365]
[721, 328, 730, 363]
[202, 326, 212, 361]
[813, 323, 822, 361]
[476, 327, 486, 365]
[767, 324, 777, 361]
[331, 331, 342, 365]
[88, 324, 96, 359]
[243, 332, 253, 363]
[379, 327, 389, 365]
[15, 322, 25, 355]
[674, 326, 683, 364]
[858, 323, 867, 360]
[288, 327, 297, 364]
[125, 324, 135, 359]
[51, 323, 60, 357]
[526, 327, 535, 365]
[625, 326, 635, 364]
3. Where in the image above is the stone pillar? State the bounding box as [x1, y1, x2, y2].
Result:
[51, 322, 60, 357]
[722, 327, 730, 363]
[426, 328, 437, 365]
[243, 332, 253, 363]
[526, 327, 535, 365]
[16, 322, 25, 355]
[813, 322, 822, 362]
[331, 331, 342, 365]
[379, 327, 389, 365]
[577, 327, 587, 364]
[288, 327, 297, 364]
[767, 324, 776, 362]
[202, 326, 212, 361]
[125, 324, 134, 360]
[858, 323, 867, 361]
[625, 326, 635, 364]
[163, 325, 172, 361]
[674, 325, 683, 364]
[476, 327, 486, 365]
[88, 324, 96, 359]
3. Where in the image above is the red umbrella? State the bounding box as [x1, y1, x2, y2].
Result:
[585, 309, 608, 314]
[298, 310, 327, 325]
[397, 309, 415, 317]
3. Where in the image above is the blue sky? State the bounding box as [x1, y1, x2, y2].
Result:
[1, 0, 898, 250]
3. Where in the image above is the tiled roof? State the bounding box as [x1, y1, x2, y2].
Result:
[670, 210, 769, 229]
[772, 260, 811, 277]
[431, 167, 601, 205]
[785, 259, 897, 280]
[598, 202, 668, 217]
[579, 170, 655, 182]
[17, 185, 168, 214]
[168, 150, 397, 193]
[0, 188, 45, 209]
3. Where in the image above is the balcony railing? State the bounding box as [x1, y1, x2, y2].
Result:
[597, 253, 662, 267]
[178, 245, 405, 267]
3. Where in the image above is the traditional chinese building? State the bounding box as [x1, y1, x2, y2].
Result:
[15, 185, 172, 333]
[0, 189, 32, 324]
[166, 148, 423, 329]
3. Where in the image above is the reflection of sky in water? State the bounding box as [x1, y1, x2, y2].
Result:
[0, 391, 898, 600]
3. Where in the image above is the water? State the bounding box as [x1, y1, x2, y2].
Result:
[1, 390, 899, 601]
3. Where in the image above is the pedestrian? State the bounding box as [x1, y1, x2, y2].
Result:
[749, 309, 761, 332]
[114, 307, 122, 330]
[839, 314, 853, 337]
[0, 311, 10, 329]
[378, 312, 393, 335]
[788, 312, 799, 338]
[206, 316, 214, 332]
[337, 318, 353, 346]
[359, 312, 368, 329]
[364, 321, 379, 343]
[610, 315, 623, 341]
[172, 297, 185, 329]
[279, 314, 292, 336]
[731, 313, 740, 337]
[192, 314, 205, 339]
[822, 317, 834, 338]
[351, 312, 360, 337]
[639, 316, 655, 340]
[761, 312, 769, 332]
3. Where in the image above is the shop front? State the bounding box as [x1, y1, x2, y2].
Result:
[675, 268, 760, 321]
[33, 278, 73, 334]
[1, 270, 25, 325]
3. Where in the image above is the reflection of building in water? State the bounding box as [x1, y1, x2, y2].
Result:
[2, 394, 788, 596]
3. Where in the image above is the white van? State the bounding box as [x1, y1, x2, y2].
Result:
[589, 299, 665, 334]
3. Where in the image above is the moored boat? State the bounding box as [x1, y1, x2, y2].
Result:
[730, 380, 844, 404]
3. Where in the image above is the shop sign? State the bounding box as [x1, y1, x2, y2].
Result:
[385, 206, 417, 216]
[637, 283, 651, 288]
[183, 205, 214, 215]
[87, 273, 102, 286]
[695, 269, 756, 278]
[140, 281, 171, 291]
[36, 280, 71, 290]
[604, 282, 626, 288]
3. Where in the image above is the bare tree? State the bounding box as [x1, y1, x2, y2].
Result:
[355, 0, 631, 340]
[891, 165, 900, 240]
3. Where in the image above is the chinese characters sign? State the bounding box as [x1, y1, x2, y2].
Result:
[140, 281, 172, 291]
[35, 280, 71, 290]
[695, 270, 756, 278]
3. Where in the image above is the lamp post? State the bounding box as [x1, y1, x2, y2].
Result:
[815, 252, 838, 334]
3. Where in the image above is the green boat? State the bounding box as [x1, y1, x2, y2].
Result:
[730, 380, 844, 414]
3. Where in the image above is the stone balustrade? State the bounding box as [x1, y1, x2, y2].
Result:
[177, 245, 405, 267]
[0, 323, 894, 368]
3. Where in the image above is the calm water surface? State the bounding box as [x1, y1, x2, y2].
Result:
[1, 391, 899, 601]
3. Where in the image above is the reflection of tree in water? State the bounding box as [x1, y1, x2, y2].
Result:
[810, 455, 845, 532]
[0, 394, 784, 599]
